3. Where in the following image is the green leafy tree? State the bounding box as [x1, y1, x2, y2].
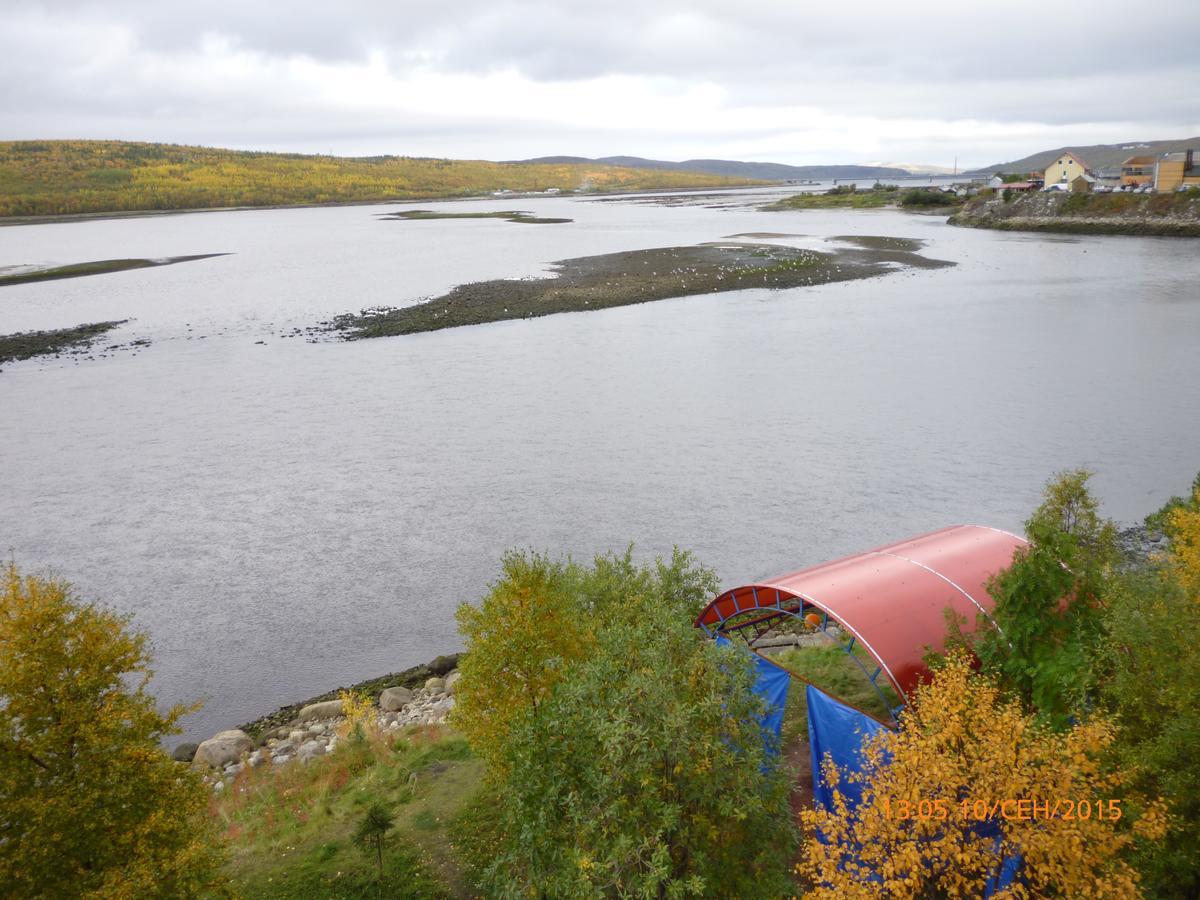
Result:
[453, 551, 594, 770]
[476, 574, 795, 897]
[577, 545, 719, 624]
[1099, 481, 1200, 898]
[454, 546, 719, 771]
[0, 562, 222, 898]
[353, 802, 396, 887]
[974, 470, 1117, 728]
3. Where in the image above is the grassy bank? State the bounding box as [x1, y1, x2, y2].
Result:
[325, 238, 952, 340]
[766, 184, 962, 212]
[212, 726, 486, 898]
[0, 140, 760, 218]
[949, 189, 1200, 236]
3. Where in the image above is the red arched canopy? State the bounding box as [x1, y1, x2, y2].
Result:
[695, 525, 1025, 703]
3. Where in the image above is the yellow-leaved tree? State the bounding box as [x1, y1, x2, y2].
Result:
[453, 551, 595, 770]
[0, 563, 223, 898]
[1167, 484, 1200, 596]
[798, 653, 1168, 899]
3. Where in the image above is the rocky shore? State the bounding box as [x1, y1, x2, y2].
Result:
[234, 653, 461, 740]
[949, 191, 1200, 237]
[181, 660, 464, 792]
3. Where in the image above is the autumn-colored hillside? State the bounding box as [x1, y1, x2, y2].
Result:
[0, 140, 760, 217]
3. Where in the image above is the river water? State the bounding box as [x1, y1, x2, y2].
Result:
[2, 187, 1198, 742]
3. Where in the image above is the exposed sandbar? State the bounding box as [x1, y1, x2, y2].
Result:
[325, 239, 952, 340]
[381, 209, 572, 224]
[0, 253, 230, 287]
[0, 320, 128, 367]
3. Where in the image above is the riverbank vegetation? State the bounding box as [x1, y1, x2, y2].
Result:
[0, 140, 756, 218]
[766, 183, 963, 211]
[4, 472, 1200, 896]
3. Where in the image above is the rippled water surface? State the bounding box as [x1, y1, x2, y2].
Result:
[3, 188, 1198, 741]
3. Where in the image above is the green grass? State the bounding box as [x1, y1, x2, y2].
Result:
[774, 644, 900, 749]
[766, 187, 898, 210]
[212, 727, 489, 898]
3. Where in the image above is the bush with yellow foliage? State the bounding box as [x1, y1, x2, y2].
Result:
[798, 653, 1168, 899]
[0, 563, 222, 898]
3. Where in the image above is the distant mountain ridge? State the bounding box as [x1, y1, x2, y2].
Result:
[973, 137, 1200, 175]
[511, 155, 911, 181]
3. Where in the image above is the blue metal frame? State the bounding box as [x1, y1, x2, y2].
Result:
[710, 594, 902, 727]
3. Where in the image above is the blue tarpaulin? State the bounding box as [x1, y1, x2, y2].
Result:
[806, 683, 887, 810]
[806, 683, 1021, 894]
[716, 636, 790, 748]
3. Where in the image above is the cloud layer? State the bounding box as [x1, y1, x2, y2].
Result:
[4, 1, 1199, 166]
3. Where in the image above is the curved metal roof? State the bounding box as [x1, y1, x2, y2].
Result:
[695, 525, 1026, 703]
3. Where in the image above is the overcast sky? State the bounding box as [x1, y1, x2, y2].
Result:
[4, 0, 1199, 168]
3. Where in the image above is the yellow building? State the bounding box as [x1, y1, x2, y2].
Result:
[1154, 150, 1200, 192]
[1043, 152, 1090, 187]
[1120, 155, 1156, 186]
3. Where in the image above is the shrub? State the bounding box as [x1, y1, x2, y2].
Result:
[485, 601, 796, 896]
[453, 551, 594, 770]
[0, 563, 222, 897]
[973, 470, 1116, 729]
[799, 653, 1168, 899]
[900, 188, 953, 207]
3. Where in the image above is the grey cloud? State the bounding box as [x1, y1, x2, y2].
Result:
[4, 0, 1200, 164]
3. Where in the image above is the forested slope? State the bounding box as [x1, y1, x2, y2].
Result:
[0, 141, 756, 217]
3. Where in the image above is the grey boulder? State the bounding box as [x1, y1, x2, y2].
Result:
[297, 740, 325, 763]
[298, 699, 344, 721]
[193, 730, 254, 769]
[380, 686, 413, 711]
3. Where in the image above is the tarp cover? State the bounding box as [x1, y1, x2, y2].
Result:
[806, 683, 1021, 895]
[806, 683, 886, 810]
[717, 636, 789, 749]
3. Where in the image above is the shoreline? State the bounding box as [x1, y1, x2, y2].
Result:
[234, 652, 461, 740]
[948, 191, 1200, 237]
[0, 183, 765, 228]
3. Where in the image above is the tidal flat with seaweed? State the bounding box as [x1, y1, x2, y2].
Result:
[324, 237, 952, 340]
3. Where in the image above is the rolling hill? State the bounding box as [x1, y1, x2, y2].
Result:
[973, 137, 1200, 175]
[0, 141, 761, 217]
[513, 155, 910, 181]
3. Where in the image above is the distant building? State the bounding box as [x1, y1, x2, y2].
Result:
[1154, 150, 1200, 192]
[1043, 152, 1090, 188]
[1120, 155, 1156, 186]
[1069, 173, 1095, 193]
